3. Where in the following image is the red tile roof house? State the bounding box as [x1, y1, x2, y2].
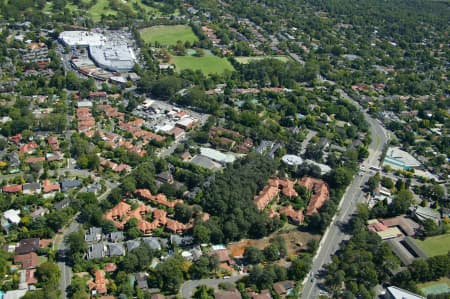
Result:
[298, 177, 330, 216]
[19, 141, 39, 154]
[42, 179, 60, 193]
[47, 136, 59, 151]
[14, 252, 38, 269]
[10, 133, 22, 144]
[3, 184, 22, 193]
[88, 269, 108, 296]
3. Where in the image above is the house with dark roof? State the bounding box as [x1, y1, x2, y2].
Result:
[126, 240, 141, 252]
[61, 179, 81, 192]
[273, 281, 295, 297]
[108, 232, 124, 243]
[15, 238, 40, 255]
[85, 227, 103, 243]
[107, 243, 125, 257]
[214, 288, 242, 299]
[135, 272, 149, 290]
[54, 198, 70, 210]
[143, 237, 162, 251]
[22, 182, 41, 195]
[87, 243, 106, 260]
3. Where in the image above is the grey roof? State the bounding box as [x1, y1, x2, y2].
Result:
[109, 231, 124, 242]
[135, 272, 149, 289]
[126, 240, 141, 252]
[61, 180, 81, 191]
[90, 44, 136, 72]
[54, 198, 70, 210]
[107, 243, 125, 257]
[170, 235, 193, 247]
[22, 182, 41, 190]
[87, 243, 105, 259]
[85, 227, 102, 243]
[143, 237, 161, 251]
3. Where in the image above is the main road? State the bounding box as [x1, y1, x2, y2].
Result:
[300, 90, 390, 298]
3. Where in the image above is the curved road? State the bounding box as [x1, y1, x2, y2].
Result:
[300, 90, 390, 298]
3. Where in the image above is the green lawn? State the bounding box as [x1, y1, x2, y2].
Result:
[88, 0, 160, 21]
[170, 55, 234, 75]
[414, 234, 450, 257]
[139, 25, 199, 46]
[234, 56, 292, 64]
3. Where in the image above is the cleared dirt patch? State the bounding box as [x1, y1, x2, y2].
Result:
[228, 228, 320, 258]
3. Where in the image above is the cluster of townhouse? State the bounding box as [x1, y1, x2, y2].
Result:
[77, 107, 96, 133]
[200, 26, 232, 55]
[208, 127, 253, 153]
[118, 118, 165, 144]
[253, 177, 330, 224]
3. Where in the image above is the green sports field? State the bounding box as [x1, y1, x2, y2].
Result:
[170, 55, 234, 75]
[417, 277, 450, 296]
[234, 56, 292, 64]
[414, 234, 450, 257]
[139, 25, 199, 46]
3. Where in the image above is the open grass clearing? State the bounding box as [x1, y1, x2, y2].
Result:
[234, 55, 292, 64]
[139, 25, 198, 46]
[170, 55, 234, 75]
[414, 234, 450, 257]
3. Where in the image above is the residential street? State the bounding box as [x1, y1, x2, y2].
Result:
[300, 91, 390, 299]
[56, 220, 80, 299]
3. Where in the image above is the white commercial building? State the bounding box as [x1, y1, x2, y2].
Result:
[59, 31, 107, 47]
[200, 147, 236, 165]
[281, 154, 303, 166]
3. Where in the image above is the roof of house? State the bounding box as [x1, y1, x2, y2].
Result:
[15, 238, 40, 255]
[109, 231, 124, 242]
[42, 179, 60, 193]
[88, 269, 108, 294]
[126, 240, 141, 252]
[61, 180, 81, 191]
[107, 243, 125, 257]
[3, 209, 21, 224]
[273, 281, 295, 295]
[214, 289, 242, 299]
[87, 243, 105, 260]
[104, 262, 117, 273]
[3, 185, 22, 193]
[212, 249, 230, 263]
[143, 237, 162, 251]
[22, 182, 41, 191]
[14, 252, 38, 269]
[85, 227, 103, 243]
[136, 272, 149, 289]
[299, 177, 330, 215]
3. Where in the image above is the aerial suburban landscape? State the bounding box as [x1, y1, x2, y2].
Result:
[0, 0, 448, 298]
